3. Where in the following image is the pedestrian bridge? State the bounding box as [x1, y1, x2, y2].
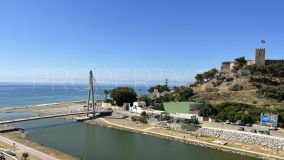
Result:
[0, 110, 113, 125]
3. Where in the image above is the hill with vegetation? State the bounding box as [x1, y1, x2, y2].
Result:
[190, 62, 284, 107]
[188, 59, 284, 127]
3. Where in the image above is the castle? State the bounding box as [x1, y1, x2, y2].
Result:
[221, 48, 284, 74]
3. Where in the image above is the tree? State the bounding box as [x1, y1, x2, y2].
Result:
[200, 104, 218, 117]
[138, 94, 151, 106]
[148, 85, 169, 93]
[21, 152, 29, 160]
[103, 90, 109, 100]
[110, 87, 137, 106]
[161, 93, 175, 102]
[195, 68, 218, 83]
[204, 68, 218, 81]
[233, 56, 247, 72]
[241, 114, 253, 124]
[195, 74, 204, 84]
[176, 87, 194, 101]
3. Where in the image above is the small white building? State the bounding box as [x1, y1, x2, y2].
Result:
[169, 113, 197, 120]
[133, 101, 146, 108]
[129, 101, 146, 114]
[209, 118, 216, 123]
[102, 102, 112, 108]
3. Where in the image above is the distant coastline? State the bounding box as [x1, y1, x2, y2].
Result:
[0, 83, 149, 109]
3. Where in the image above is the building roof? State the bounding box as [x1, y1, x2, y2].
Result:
[163, 102, 203, 114]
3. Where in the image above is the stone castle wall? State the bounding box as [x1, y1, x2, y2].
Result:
[255, 48, 265, 66]
[266, 59, 284, 65]
[220, 62, 232, 73]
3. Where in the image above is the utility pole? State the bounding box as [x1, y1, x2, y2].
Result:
[87, 70, 95, 117]
[165, 78, 169, 88]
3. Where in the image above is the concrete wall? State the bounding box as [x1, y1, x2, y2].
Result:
[195, 128, 284, 149]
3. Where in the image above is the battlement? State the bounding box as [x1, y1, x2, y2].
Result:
[265, 59, 284, 65]
[220, 47, 283, 74]
[255, 48, 265, 66]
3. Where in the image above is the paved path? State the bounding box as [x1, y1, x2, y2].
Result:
[99, 118, 284, 160]
[0, 136, 58, 160]
[202, 122, 284, 140]
[0, 151, 16, 160]
[142, 127, 156, 132]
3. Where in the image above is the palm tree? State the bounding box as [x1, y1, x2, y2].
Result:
[104, 90, 109, 100]
[21, 152, 29, 160]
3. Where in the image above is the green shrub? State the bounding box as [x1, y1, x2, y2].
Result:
[225, 77, 234, 82]
[140, 111, 147, 117]
[257, 85, 284, 101]
[213, 102, 262, 123]
[205, 87, 218, 92]
[152, 103, 165, 111]
[131, 116, 147, 123]
[229, 84, 243, 91]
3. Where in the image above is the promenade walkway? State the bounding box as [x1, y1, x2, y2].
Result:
[0, 136, 58, 160]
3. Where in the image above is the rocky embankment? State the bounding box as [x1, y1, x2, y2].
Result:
[195, 128, 284, 149]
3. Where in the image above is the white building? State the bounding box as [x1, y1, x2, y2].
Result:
[129, 101, 146, 114]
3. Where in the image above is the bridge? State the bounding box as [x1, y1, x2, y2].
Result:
[0, 70, 111, 127]
[0, 110, 113, 125]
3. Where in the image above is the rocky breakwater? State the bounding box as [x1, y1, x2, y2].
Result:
[195, 128, 284, 149]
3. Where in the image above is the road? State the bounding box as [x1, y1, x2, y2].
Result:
[0, 136, 58, 160]
[0, 151, 15, 160]
[202, 122, 284, 139]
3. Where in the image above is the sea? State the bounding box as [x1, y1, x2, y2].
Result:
[0, 82, 149, 109]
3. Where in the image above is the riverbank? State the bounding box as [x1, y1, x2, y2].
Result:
[0, 101, 86, 160]
[0, 132, 78, 160]
[87, 117, 284, 160]
[0, 101, 283, 160]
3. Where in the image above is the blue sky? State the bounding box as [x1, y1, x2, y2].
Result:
[0, 0, 283, 85]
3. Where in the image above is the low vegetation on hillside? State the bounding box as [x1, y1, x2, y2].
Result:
[200, 102, 284, 127]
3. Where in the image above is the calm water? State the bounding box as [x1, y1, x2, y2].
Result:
[11, 118, 259, 160]
[0, 112, 35, 120]
[0, 83, 148, 109]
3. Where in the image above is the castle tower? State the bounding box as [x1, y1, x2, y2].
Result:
[255, 48, 265, 66]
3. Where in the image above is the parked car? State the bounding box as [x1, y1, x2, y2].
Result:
[225, 120, 231, 124]
[269, 126, 277, 130]
[246, 123, 252, 127]
[235, 120, 241, 125]
[258, 131, 264, 134]
[263, 131, 270, 135]
[250, 129, 257, 133]
[238, 127, 245, 131]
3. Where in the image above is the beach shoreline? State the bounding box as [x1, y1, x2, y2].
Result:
[0, 100, 86, 112]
